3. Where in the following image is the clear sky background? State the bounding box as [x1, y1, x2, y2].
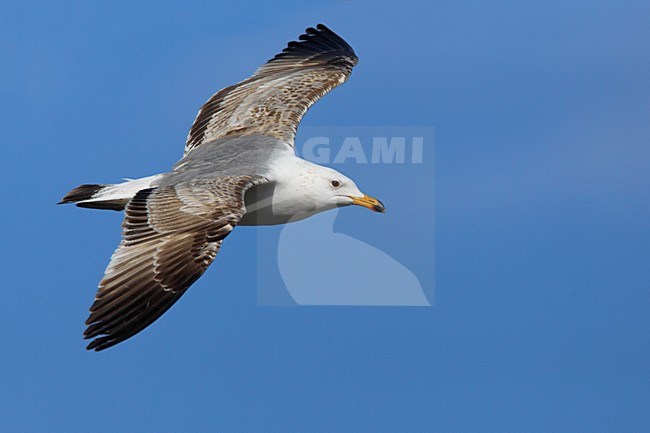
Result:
[1, 1, 649, 432]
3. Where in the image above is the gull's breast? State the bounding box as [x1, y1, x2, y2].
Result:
[239, 155, 323, 226]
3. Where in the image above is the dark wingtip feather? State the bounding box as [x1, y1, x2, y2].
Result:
[268, 23, 358, 68]
[86, 337, 111, 351]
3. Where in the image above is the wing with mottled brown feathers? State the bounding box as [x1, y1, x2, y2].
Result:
[84, 175, 266, 351]
[185, 24, 358, 154]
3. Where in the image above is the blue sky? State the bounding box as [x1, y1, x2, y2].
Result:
[1, 1, 649, 432]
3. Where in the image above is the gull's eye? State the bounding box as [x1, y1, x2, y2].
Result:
[331, 180, 341, 188]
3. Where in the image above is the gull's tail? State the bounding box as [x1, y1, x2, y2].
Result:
[59, 174, 163, 211]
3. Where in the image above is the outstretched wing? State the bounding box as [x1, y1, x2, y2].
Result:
[185, 24, 358, 154]
[84, 175, 266, 351]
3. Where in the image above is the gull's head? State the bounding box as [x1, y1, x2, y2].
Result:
[311, 165, 386, 214]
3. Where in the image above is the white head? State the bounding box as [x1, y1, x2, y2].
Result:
[292, 162, 386, 215]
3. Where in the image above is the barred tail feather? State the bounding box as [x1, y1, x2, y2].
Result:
[59, 174, 164, 212]
[59, 184, 105, 204]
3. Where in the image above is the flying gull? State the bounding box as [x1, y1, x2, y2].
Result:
[60, 24, 385, 351]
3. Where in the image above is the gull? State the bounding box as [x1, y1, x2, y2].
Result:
[60, 24, 385, 351]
